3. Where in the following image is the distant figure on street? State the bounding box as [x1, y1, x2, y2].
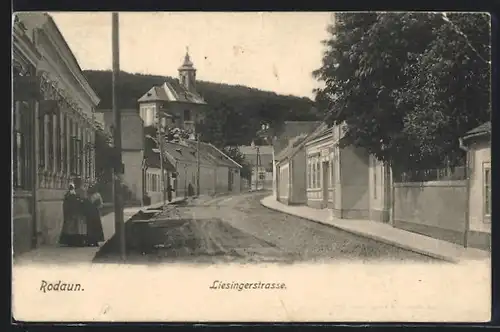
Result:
[167, 184, 173, 202]
[85, 184, 105, 247]
[188, 183, 195, 197]
[59, 180, 87, 247]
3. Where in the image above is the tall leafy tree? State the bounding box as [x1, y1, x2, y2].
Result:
[402, 13, 491, 168]
[314, 12, 491, 171]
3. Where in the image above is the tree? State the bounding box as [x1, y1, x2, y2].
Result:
[222, 146, 252, 181]
[313, 12, 491, 171]
[144, 125, 192, 145]
[401, 13, 491, 168]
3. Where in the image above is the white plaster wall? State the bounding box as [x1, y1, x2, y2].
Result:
[468, 142, 491, 233]
[122, 151, 144, 201]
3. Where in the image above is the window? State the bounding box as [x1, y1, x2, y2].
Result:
[316, 160, 321, 188]
[87, 130, 93, 180]
[56, 113, 61, 172]
[329, 159, 333, 187]
[311, 160, 314, 188]
[13, 101, 31, 189]
[78, 133, 83, 176]
[184, 109, 191, 122]
[330, 150, 336, 188]
[61, 114, 67, 173]
[307, 160, 310, 188]
[484, 163, 491, 220]
[47, 114, 54, 171]
[38, 113, 45, 168]
[70, 123, 82, 176]
[151, 174, 159, 192]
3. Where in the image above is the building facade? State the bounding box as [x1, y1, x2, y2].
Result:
[305, 127, 336, 209]
[138, 51, 208, 133]
[95, 109, 144, 203]
[275, 120, 389, 222]
[272, 121, 323, 200]
[13, 13, 101, 255]
[239, 145, 274, 190]
[460, 122, 491, 250]
[275, 132, 313, 205]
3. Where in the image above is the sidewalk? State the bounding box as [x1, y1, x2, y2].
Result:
[13, 197, 185, 266]
[260, 196, 490, 263]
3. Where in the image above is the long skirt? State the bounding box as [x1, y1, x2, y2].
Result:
[86, 207, 105, 245]
[59, 215, 88, 247]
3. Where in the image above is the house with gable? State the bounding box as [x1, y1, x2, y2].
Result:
[275, 119, 391, 223]
[272, 121, 322, 200]
[138, 50, 241, 203]
[138, 50, 208, 132]
[275, 123, 327, 205]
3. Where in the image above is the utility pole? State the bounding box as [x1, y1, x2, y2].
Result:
[255, 145, 260, 191]
[196, 132, 201, 197]
[111, 12, 126, 261]
[157, 114, 167, 207]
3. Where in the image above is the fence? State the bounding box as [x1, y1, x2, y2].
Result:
[393, 166, 466, 183]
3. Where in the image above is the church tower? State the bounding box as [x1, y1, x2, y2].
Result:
[178, 47, 197, 93]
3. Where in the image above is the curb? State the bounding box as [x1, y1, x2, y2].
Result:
[259, 198, 458, 263]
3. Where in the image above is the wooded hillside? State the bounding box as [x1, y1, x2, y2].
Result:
[83, 70, 321, 146]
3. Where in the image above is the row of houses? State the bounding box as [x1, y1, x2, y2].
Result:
[12, 13, 242, 256]
[95, 50, 243, 206]
[273, 120, 491, 251]
[12, 13, 106, 255]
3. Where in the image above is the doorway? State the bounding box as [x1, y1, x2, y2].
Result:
[322, 161, 329, 208]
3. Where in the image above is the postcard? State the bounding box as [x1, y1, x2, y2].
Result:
[12, 11, 491, 323]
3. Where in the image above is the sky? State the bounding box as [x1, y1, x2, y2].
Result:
[50, 12, 334, 99]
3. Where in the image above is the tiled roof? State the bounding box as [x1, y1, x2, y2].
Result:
[461, 121, 491, 144]
[162, 141, 212, 165]
[464, 121, 491, 136]
[144, 148, 176, 172]
[273, 121, 323, 156]
[276, 121, 328, 161]
[137, 81, 206, 105]
[238, 145, 274, 156]
[183, 140, 242, 168]
[309, 125, 333, 141]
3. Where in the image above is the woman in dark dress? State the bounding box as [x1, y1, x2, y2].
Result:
[85, 184, 105, 247]
[59, 182, 87, 247]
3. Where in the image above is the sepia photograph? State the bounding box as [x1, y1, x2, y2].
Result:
[12, 11, 491, 322]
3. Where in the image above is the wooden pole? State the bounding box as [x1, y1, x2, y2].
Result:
[111, 12, 126, 261]
[157, 117, 166, 207]
[256, 146, 260, 190]
[196, 133, 200, 196]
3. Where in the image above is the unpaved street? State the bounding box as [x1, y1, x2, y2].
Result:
[94, 192, 435, 264]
